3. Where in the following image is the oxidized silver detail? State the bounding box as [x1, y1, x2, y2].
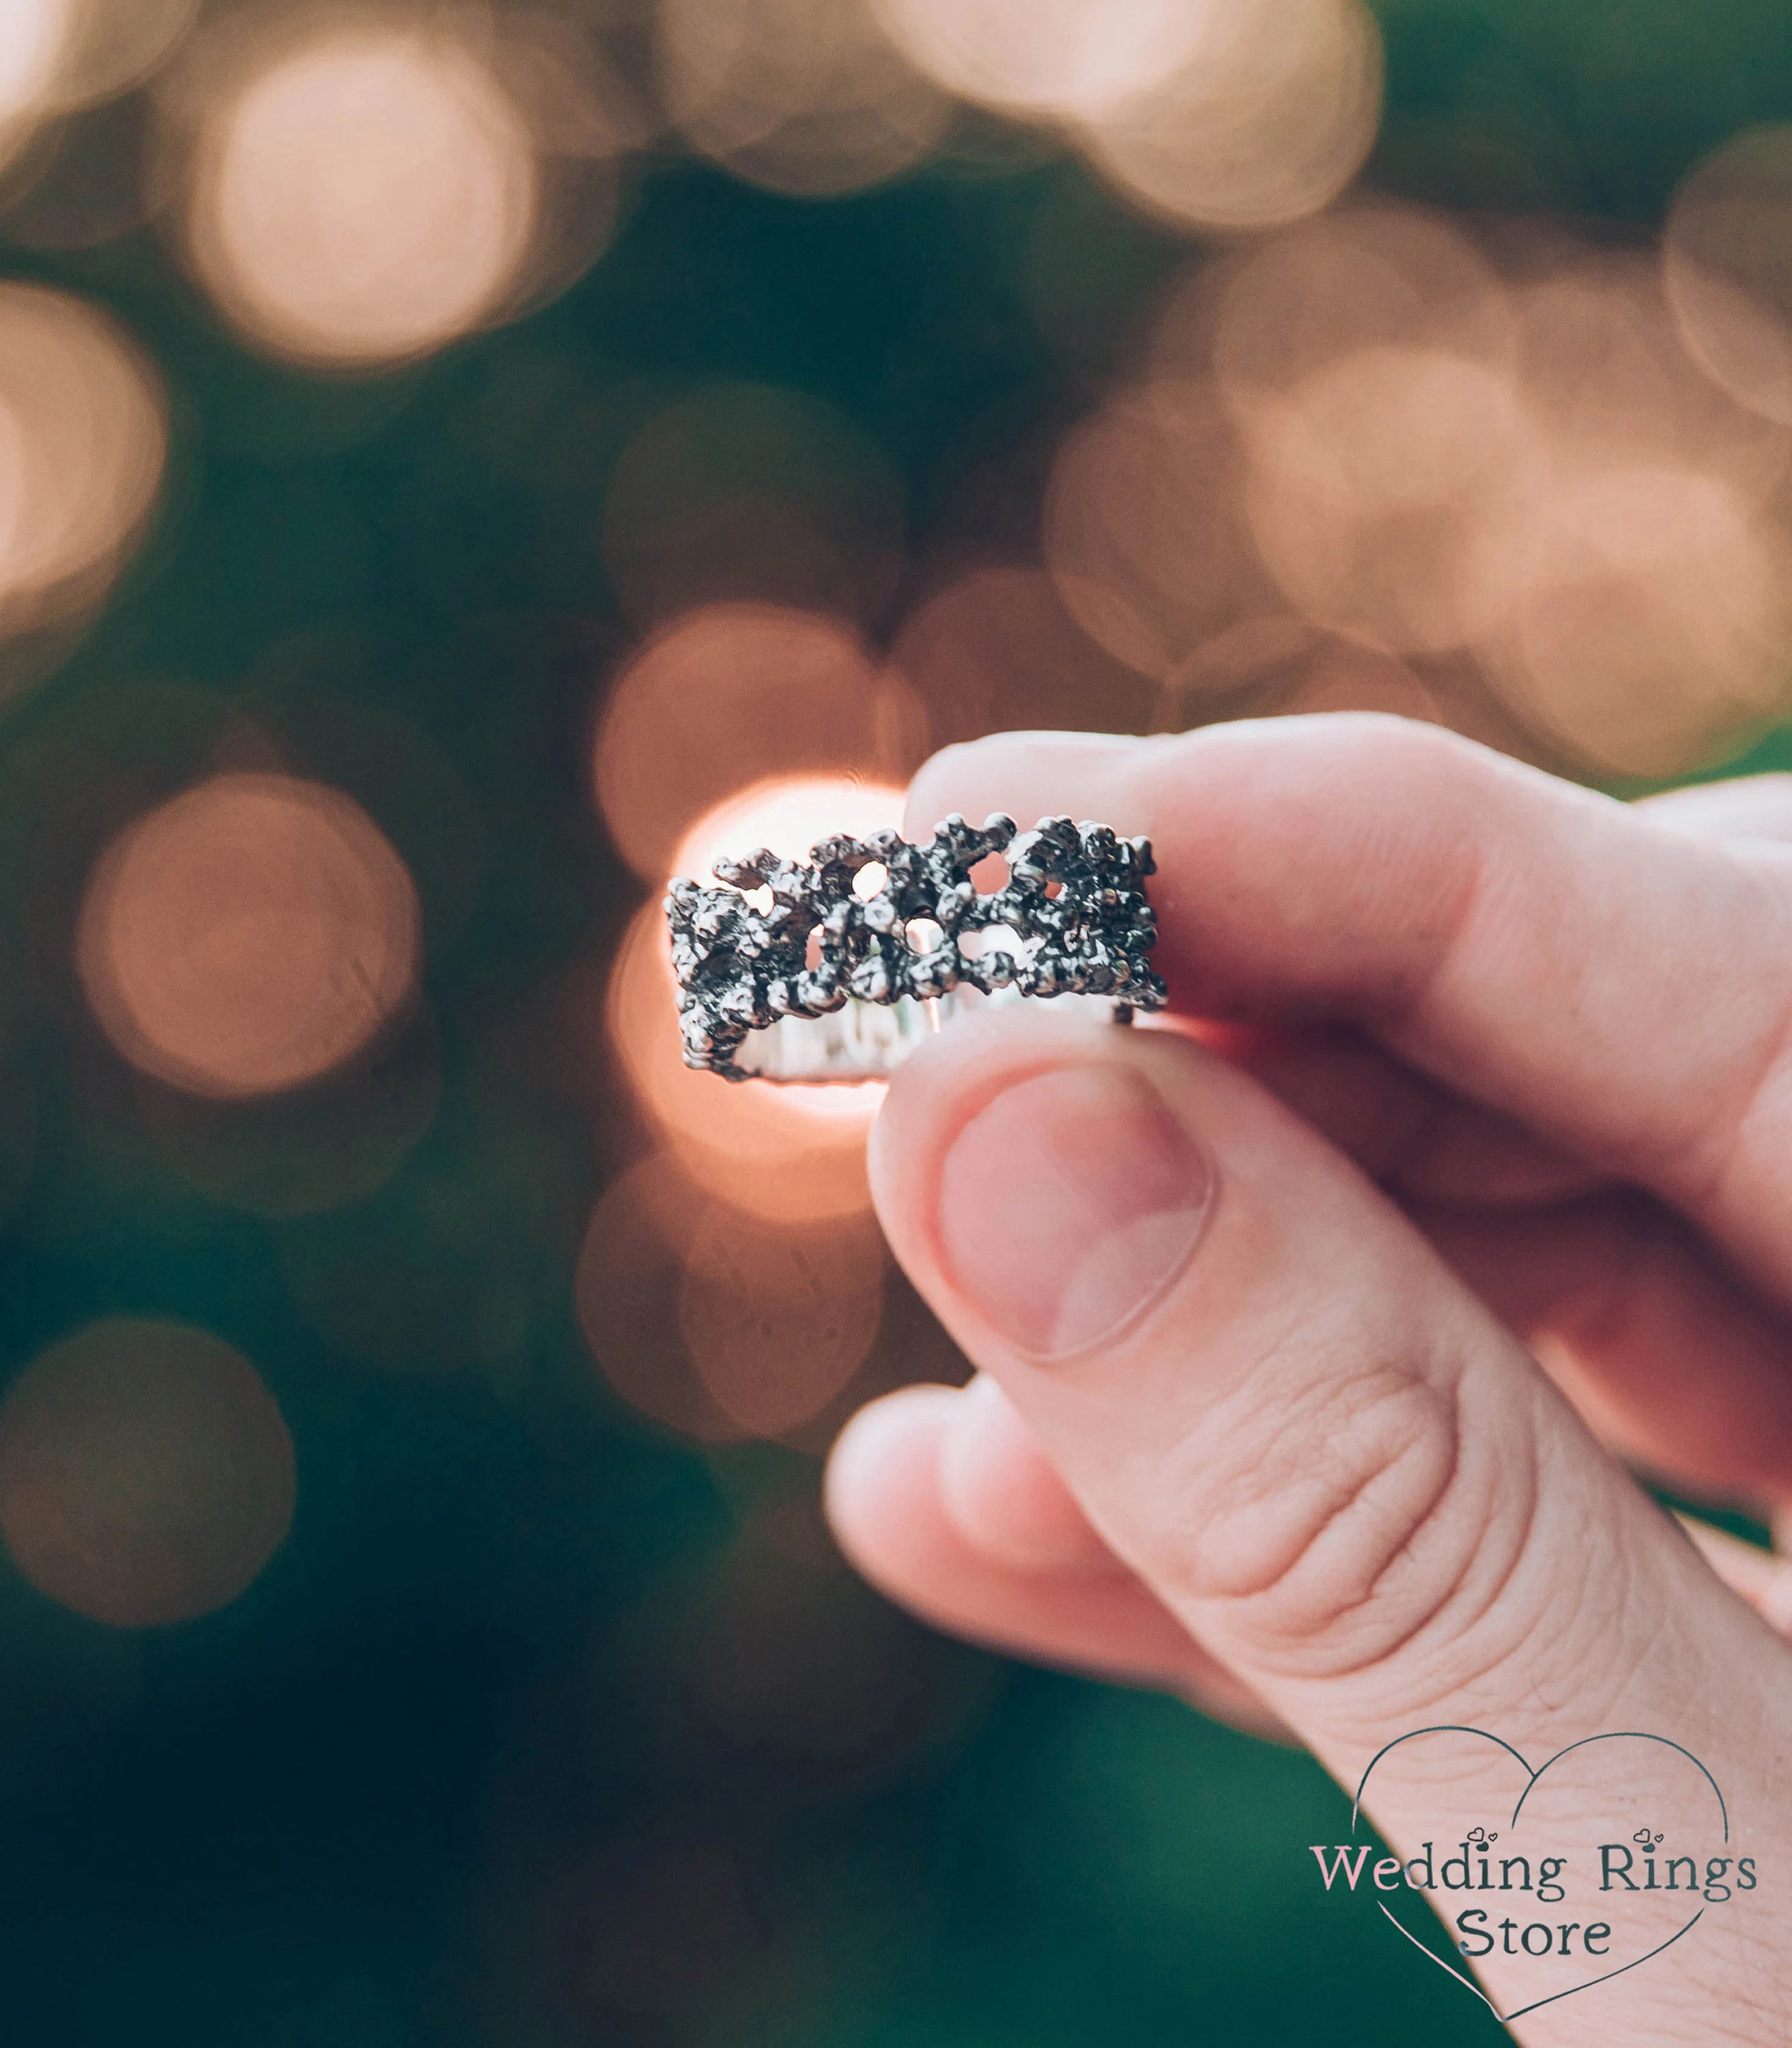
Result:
[664, 812, 1169, 1082]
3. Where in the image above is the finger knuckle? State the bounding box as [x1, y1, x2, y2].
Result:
[1139, 1339, 1542, 1686]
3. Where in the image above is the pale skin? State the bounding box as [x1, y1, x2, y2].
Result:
[823, 715, 1792, 2043]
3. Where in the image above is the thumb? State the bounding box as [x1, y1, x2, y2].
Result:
[853, 1007, 1790, 2041]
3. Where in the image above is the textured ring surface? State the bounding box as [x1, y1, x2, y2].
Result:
[665, 812, 1168, 1082]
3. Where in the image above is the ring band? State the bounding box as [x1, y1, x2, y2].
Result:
[666, 812, 1168, 1083]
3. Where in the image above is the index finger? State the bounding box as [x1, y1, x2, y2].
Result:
[905, 715, 1792, 1300]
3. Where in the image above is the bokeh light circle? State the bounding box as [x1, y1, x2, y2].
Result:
[1079, 0, 1383, 233]
[0, 0, 71, 140]
[576, 1150, 889, 1444]
[594, 603, 925, 885]
[0, 281, 167, 635]
[1042, 380, 1268, 683]
[677, 1199, 886, 1436]
[1239, 343, 1543, 655]
[77, 772, 421, 1101]
[42, 0, 199, 115]
[657, 0, 951, 196]
[1484, 464, 1792, 778]
[0, 1318, 295, 1627]
[182, 20, 541, 369]
[577, 1153, 748, 1445]
[1666, 125, 1792, 428]
[1517, 257, 1789, 502]
[868, 0, 1212, 122]
[1193, 200, 1515, 410]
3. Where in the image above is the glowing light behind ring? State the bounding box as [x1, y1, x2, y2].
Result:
[667, 773, 905, 1132]
[609, 774, 906, 1221]
[668, 775, 907, 894]
[593, 603, 925, 885]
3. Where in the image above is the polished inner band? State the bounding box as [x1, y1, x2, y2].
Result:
[729, 983, 1128, 1083]
[666, 812, 1167, 1084]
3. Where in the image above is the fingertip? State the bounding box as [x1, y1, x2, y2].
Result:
[825, 1384, 1251, 1710]
[823, 1382, 959, 1580]
[825, 1377, 1285, 1731]
[828, 1371, 1121, 1588]
[937, 1374, 1120, 1575]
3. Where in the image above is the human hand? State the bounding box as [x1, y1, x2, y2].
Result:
[824, 715, 1792, 2042]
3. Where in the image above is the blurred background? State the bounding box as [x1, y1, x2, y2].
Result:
[0, 0, 1784, 2040]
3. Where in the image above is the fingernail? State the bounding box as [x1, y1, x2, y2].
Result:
[937, 1064, 1212, 1361]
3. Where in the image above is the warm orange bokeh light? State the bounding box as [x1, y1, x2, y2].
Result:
[870, 0, 1211, 123]
[576, 1148, 888, 1442]
[0, 1317, 295, 1627]
[1108, 207, 1537, 670]
[578, 1152, 749, 1445]
[1485, 466, 1792, 778]
[669, 773, 908, 887]
[594, 603, 924, 884]
[0, 281, 166, 638]
[1516, 259, 1789, 500]
[1042, 380, 1271, 683]
[1152, 615, 1441, 730]
[1482, 257, 1792, 774]
[180, 18, 540, 369]
[1079, 0, 1382, 233]
[1240, 343, 1542, 655]
[1191, 201, 1513, 406]
[1118, 199, 1792, 776]
[0, 0, 71, 147]
[677, 1197, 886, 1435]
[658, 0, 951, 196]
[44, 0, 197, 113]
[78, 772, 421, 1101]
[608, 773, 907, 1221]
[1666, 126, 1792, 429]
[870, 0, 1378, 229]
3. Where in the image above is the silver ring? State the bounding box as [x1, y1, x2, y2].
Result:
[665, 812, 1168, 1083]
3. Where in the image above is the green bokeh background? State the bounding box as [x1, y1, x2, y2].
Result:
[0, 4, 1778, 2042]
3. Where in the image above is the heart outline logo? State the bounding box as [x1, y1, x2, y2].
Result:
[1350, 1726, 1729, 2025]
